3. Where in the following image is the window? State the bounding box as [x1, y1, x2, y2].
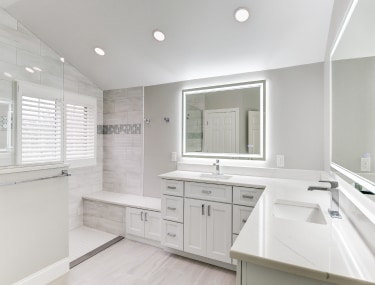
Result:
[17, 81, 97, 167]
[64, 91, 97, 167]
[17, 81, 63, 164]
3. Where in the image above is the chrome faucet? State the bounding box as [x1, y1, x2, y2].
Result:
[213, 159, 220, 175]
[308, 180, 341, 219]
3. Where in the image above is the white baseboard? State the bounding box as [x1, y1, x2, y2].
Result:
[13, 257, 69, 285]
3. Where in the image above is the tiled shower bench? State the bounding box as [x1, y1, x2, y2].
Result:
[83, 191, 161, 244]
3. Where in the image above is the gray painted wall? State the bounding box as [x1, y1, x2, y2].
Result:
[144, 63, 325, 198]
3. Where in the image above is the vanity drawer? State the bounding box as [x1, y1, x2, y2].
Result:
[161, 179, 184, 197]
[233, 205, 253, 234]
[161, 195, 184, 223]
[233, 186, 263, 206]
[185, 182, 232, 203]
[161, 220, 183, 251]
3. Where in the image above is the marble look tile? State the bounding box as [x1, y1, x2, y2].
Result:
[17, 49, 63, 77]
[49, 239, 236, 285]
[0, 9, 17, 30]
[41, 42, 62, 61]
[41, 72, 64, 89]
[0, 60, 41, 83]
[0, 42, 16, 64]
[0, 23, 40, 54]
[63, 78, 79, 93]
[83, 200, 125, 236]
[0, 79, 13, 100]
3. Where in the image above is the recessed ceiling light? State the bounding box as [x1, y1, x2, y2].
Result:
[234, 8, 250, 22]
[25, 67, 34, 73]
[3, 72, 12, 78]
[60, 57, 65, 63]
[33, 66, 42, 72]
[94, 47, 106, 56]
[153, 30, 165, 42]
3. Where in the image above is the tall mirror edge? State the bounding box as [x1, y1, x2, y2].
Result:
[330, 0, 375, 200]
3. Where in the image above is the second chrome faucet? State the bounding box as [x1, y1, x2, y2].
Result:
[308, 180, 342, 219]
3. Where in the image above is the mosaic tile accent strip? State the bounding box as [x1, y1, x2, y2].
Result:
[98, 124, 142, 135]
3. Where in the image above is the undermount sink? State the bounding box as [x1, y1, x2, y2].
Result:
[273, 199, 327, 225]
[199, 173, 232, 180]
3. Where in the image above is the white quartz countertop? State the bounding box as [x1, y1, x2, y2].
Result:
[83, 191, 161, 212]
[160, 171, 375, 285]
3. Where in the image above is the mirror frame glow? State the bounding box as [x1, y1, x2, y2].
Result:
[329, 0, 375, 195]
[182, 80, 266, 159]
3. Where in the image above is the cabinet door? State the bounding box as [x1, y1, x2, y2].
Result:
[184, 198, 206, 257]
[144, 210, 161, 241]
[233, 205, 253, 235]
[206, 201, 232, 263]
[126, 207, 144, 237]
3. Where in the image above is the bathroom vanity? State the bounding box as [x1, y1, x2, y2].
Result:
[159, 170, 375, 285]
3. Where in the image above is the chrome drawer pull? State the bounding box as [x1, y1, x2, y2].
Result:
[208, 205, 211, 216]
[242, 219, 247, 223]
[167, 233, 176, 237]
[202, 204, 205, 215]
[242, 195, 254, 199]
[167, 186, 177, 190]
[167, 207, 177, 211]
[202, 190, 212, 194]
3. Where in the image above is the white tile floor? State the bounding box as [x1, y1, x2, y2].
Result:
[69, 226, 118, 262]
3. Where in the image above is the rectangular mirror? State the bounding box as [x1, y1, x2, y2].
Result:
[182, 80, 266, 159]
[331, 0, 375, 199]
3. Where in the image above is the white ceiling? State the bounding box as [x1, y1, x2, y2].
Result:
[2, 0, 334, 90]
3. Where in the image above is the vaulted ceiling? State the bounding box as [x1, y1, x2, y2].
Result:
[1, 0, 334, 90]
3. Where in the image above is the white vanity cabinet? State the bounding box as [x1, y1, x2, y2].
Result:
[184, 198, 232, 263]
[160, 176, 264, 268]
[126, 207, 161, 241]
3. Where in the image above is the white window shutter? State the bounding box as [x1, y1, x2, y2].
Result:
[17, 81, 63, 164]
[64, 91, 97, 167]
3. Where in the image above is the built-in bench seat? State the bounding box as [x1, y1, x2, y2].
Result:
[83, 191, 161, 211]
[82, 191, 161, 237]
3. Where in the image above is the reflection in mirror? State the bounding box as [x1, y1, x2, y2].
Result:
[182, 81, 265, 159]
[331, 0, 375, 199]
[0, 80, 14, 166]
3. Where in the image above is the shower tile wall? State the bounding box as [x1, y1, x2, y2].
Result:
[103, 87, 143, 195]
[0, 8, 104, 230]
[65, 63, 103, 230]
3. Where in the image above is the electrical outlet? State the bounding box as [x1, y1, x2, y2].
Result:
[276, 155, 285, 168]
[361, 157, 371, 172]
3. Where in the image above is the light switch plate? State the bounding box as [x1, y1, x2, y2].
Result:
[171, 152, 177, 162]
[276, 155, 285, 168]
